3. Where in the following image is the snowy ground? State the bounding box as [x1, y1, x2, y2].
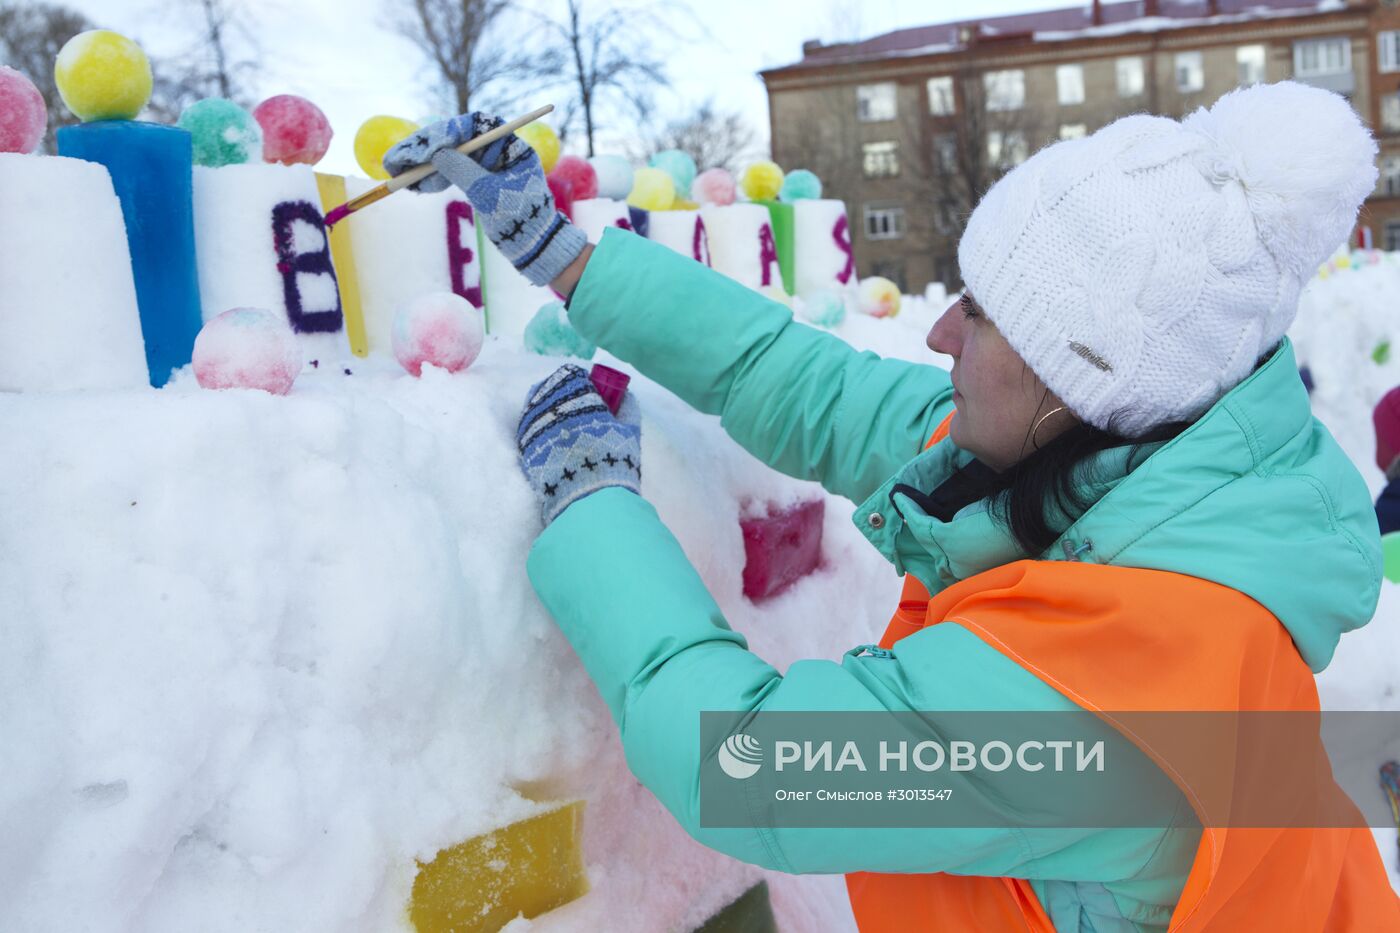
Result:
[1, 265, 1397, 932]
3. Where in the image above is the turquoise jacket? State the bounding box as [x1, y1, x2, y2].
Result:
[524, 230, 1382, 931]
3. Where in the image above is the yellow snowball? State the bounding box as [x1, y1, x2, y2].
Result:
[54, 30, 152, 122]
[858, 277, 902, 319]
[354, 115, 419, 180]
[670, 197, 699, 211]
[740, 161, 784, 202]
[627, 167, 675, 211]
[516, 121, 561, 173]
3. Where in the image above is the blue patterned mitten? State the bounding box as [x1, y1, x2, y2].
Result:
[517, 365, 641, 526]
[383, 112, 586, 288]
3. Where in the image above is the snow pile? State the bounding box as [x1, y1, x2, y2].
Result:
[0, 328, 908, 931]
[3, 253, 1399, 932]
[0, 153, 147, 392]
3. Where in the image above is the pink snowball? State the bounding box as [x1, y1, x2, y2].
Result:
[693, 168, 736, 206]
[253, 94, 333, 166]
[193, 307, 302, 395]
[550, 155, 598, 201]
[392, 292, 484, 377]
[546, 172, 575, 220]
[0, 66, 47, 154]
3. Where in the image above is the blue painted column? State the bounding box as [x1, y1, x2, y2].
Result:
[58, 121, 203, 387]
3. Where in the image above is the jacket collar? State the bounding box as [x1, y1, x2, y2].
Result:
[852, 336, 1381, 673]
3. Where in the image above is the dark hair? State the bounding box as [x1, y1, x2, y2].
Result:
[981, 412, 1193, 556]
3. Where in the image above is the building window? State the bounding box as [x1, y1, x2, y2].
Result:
[984, 69, 1025, 111]
[864, 204, 905, 241]
[1383, 93, 1400, 133]
[862, 141, 899, 178]
[1381, 31, 1400, 74]
[1176, 52, 1204, 93]
[988, 130, 1028, 167]
[1293, 38, 1350, 77]
[934, 199, 960, 236]
[1237, 45, 1266, 86]
[1116, 56, 1145, 97]
[1056, 64, 1085, 105]
[857, 83, 897, 122]
[1060, 123, 1088, 140]
[1386, 220, 1400, 251]
[1381, 156, 1400, 196]
[928, 76, 955, 115]
[933, 133, 958, 173]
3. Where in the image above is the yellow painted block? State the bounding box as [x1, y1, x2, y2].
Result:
[409, 800, 589, 932]
[315, 172, 369, 357]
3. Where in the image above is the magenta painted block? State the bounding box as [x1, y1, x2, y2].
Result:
[741, 500, 825, 601]
[589, 363, 629, 415]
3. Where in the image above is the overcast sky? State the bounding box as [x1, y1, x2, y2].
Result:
[52, 0, 1070, 176]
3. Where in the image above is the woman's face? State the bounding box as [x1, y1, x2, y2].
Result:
[926, 292, 1074, 471]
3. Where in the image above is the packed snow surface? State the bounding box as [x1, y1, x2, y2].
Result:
[2, 259, 1398, 931]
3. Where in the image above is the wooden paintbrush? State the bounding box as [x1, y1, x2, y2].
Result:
[324, 104, 554, 229]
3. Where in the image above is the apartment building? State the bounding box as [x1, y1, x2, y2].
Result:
[761, 0, 1398, 295]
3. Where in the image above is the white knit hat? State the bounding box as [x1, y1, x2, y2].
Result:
[957, 81, 1377, 437]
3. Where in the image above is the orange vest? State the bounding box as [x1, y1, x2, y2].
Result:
[845, 414, 1400, 931]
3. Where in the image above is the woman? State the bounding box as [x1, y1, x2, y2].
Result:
[387, 81, 1400, 930]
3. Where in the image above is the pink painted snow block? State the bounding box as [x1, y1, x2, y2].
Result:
[740, 500, 824, 601]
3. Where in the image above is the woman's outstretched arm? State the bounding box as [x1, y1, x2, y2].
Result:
[562, 230, 955, 505]
[526, 487, 1196, 883]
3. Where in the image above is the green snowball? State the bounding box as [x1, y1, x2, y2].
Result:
[779, 169, 823, 202]
[524, 301, 596, 359]
[649, 149, 696, 199]
[1383, 532, 1400, 583]
[177, 98, 263, 167]
[798, 289, 846, 328]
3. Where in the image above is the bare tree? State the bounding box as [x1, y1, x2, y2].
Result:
[390, 0, 540, 115]
[641, 99, 757, 173]
[535, 0, 677, 156]
[196, 0, 244, 99]
[899, 66, 1047, 286]
[139, 0, 259, 122]
[0, 1, 95, 153]
[169, 0, 259, 105]
[770, 67, 1044, 290]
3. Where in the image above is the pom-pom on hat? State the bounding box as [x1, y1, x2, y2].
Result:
[958, 81, 1377, 437]
[1373, 386, 1400, 474]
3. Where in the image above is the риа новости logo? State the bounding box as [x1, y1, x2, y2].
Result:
[718, 733, 762, 779]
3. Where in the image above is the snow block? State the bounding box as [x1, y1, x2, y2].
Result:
[703, 204, 782, 292]
[647, 209, 710, 266]
[192, 163, 346, 364]
[56, 121, 202, 386]
[0, 153, 149, 392]
[693, 880, 777, 932]
[740, 500, 825, 601]
[477, 234, 558, 340]
[794, 199, 855, 298]
[344, 176, 481, 351]
[409, 800, 589, 932]
[754, 200, 795, 295]
[573, 197, 631, 243]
